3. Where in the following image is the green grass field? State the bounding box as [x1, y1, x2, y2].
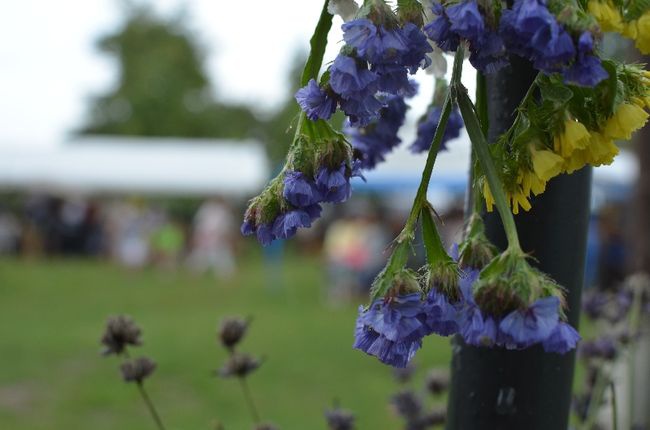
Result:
[0, 252, 451, 430]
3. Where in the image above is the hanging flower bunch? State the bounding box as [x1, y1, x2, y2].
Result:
[242, 0, 649, 368]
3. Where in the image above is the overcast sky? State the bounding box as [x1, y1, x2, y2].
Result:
[0, 0, 474, 149]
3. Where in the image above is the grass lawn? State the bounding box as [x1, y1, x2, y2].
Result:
[0, 251, 452, 430]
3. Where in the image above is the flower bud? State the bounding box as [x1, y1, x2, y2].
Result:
[425, 369, 450, 396]
[218, 317, 250, 351]
[100, 315, 142, 356]
[218, 353, 261, 378]
[120, 357, 156, 383]
[325, 406, 356, 430]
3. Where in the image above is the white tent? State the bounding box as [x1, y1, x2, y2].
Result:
[0, 136, 270, 196]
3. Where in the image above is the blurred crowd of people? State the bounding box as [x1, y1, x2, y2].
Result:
[0, 193, 632, 295]
[0, 195, 238, 278]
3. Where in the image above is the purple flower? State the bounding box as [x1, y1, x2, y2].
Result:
[469, 32, 508, 74]
[423, 289, 459, 336]
[500, 0, 576, 73]
[283, 170, 321, 208]
[240, 219, 254, 236]
[542, 322, 581, 354]
[295, 79, 337, 121]
[400, 23, 433, 73]
[354, 293, 427, 367]
[256, 223, 275, 247]
[410, 106, 463, 153]
[339, 94, 384, 127]
[316, 163, 351, 203]
[346, 95, 407, 169]
[423, 8, 460, 52]
[373, 63, 412, 96]
[563, 55, 608, 87]
[329, 55, 379, 98]
[562, 33, 607, 87]
[446, 0, 485, 41]
[532, 29, 575, 73]
[580, 337, 618, 360]
[304, 203, 322, 221]
[271, 210, 312, 240]
[498, 296, 560, 348]
[342, 19, 408, 65]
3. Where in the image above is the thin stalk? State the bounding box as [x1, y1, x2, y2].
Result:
[404, 45, 466, 231]
[626, 281, 645, 426]
[610, 382, 618, 430]
[238, 377, 261, 424]
[136, 382, 167, 430]
[455, 87, 522, 253]
[581, 367, 609, 430]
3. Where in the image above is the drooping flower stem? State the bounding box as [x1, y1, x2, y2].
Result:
[455, 83, 522, 254]
[403, 45, 466, 233]
[136, 382, 168, 430]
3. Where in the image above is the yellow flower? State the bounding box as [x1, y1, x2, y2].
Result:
[563, 150, 588, 174]
[603, 103, 649, 140]
[510, 189, 532, 215]
[530, 145, 564, 182]
[553, 120, 590, 158]
[483, 181, 495, 212]
[634, 12, 650, 54]
[623, 20, 638, 39]
[585, 132, 619, 166]
[589, 1, 624, 32]
[520, 170, 546, 197]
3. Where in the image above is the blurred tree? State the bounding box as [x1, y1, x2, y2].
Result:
[79, 5, 258, 139]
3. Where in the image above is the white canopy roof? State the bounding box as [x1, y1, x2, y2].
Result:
[0, 136, 270, 196]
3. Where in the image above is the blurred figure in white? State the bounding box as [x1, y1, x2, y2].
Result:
[188, 198, 235, 278]
[0, 207, 21, 254]
[106, 199, 154, 269]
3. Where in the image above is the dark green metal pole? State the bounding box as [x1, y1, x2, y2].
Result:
[446, 56, 591, 429]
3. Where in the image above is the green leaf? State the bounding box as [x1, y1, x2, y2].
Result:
[300, 1, 333, 87]
[539, 81, 573, 105]
[420, 204, 450, 266]
[625, 0, 650, 21]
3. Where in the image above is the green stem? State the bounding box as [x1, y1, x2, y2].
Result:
[454, 85, 522, 253]
[404, 45, 466, 232]
[582, 367, 609, 430]
[136, 382, 167, 430]
[610, 382, 618, 430]
[239, 377, 261, 424]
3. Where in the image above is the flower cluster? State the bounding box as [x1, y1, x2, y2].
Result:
[241, 122, 360, 246]
[482, 65, 650, 214]
[410, 105, 463, 153]
[589, 0, 650, 54]
[354, 246, 580, 368]
[426, 0, 608, 87]
[345, 94, 408, 169]
[297, 1, 432, 125]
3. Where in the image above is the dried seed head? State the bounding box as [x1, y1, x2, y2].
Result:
[425, 369, 450, 396]
[390, 390, 422, 422]
[101, 315, 142, 356]
[218, 353, 261, 378]
[218, 317, 250, 350]
[325, 406, 355, 430]
[120, 357, 156, 383]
